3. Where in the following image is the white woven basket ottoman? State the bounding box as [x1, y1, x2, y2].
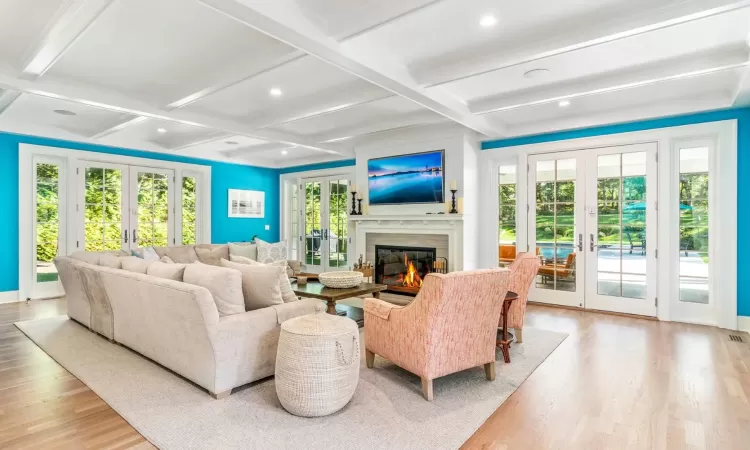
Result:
[275, 313, 360, 417]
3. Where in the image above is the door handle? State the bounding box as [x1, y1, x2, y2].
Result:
[589, 234, 595, 252]
[577, 233, 583, 252]
[124, 229, 128, 244]
[132, 229, 138, 244]
[323, 229, 328, 240]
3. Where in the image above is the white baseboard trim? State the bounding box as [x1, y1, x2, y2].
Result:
[0, 291, 20, 304]
[739, 316, 750, 334]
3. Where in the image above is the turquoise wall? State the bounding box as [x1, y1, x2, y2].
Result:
[278, 158, 355, 174]
[482, 107, 750, 317]
[0, 131, 279, 293]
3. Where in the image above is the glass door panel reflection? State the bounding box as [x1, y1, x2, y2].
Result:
[678, 147, 709, 304]
[304, 181, 323, 268]
[133, 169, 173, 248]
[84, 165, 125, 252]
[498, 165, 516, 267]
[328, 179, 349, 269]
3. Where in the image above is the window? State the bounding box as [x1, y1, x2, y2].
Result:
[182, 176, 197, 244]
[136, 172, 169, 248]
[678, 147, 709, 304]
[290, 183, 299, 259]
[36, 163, 60, 282]
[84, 167, 123, 251]
[498, 165, 516, 266]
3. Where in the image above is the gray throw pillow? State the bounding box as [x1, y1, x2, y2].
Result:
[184, 262, 245, 316]
[146, 261, 186, 281]
[229, 242, 257, 261]
[220, 259, 284, 310]
[121, 256, 152, 274]
[195, 244, 229, 266]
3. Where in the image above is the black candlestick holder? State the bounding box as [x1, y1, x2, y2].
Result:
[449, 189, 458, 214]
[350, 191, 358, 215]
[357, 199, 363, 215]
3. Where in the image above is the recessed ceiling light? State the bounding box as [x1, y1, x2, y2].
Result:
[524, 68, 550, 79]
[269, 87, 283, 97]
[225, 141, 239, 145]
[281, 150, 288, 155]
[558, 100, 571, 107]
[479, 14, 497, 28]
[53, 109, 76, 116]
[157, 128, 167, 133]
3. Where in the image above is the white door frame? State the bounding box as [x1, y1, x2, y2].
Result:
[478, 120, 737, 329]
[19, 144, 212, 302]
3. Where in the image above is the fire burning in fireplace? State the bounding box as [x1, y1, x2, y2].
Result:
[398, 254, 425, 288]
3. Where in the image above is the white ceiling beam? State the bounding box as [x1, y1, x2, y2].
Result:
[0, 72, 349, 155]
[222, 142, 291, 158]
[472, 46, 750, 114]
[0, 90, 22, 115]
[417, 0, 750, 87]
[310, 110, 447, 143]
[197, 0, 503, 137]
[732, 41, 750, 106]
[91, 116, 149, 139]
[22, 0, 115, 78]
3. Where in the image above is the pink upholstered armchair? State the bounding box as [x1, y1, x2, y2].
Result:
[364, 269, 510, 401]
[501, 252, 541, 343]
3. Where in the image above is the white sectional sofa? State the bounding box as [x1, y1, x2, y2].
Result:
[54, 245, 321, 399]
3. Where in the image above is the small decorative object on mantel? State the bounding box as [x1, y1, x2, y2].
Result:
[356, 193, 363, 215]
[449, 180, 458, 214]
[349, 183, 359, 216]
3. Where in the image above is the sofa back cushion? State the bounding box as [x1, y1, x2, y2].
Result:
[147, 261, 186, 281]
[98, 253, 124, 269]
[226, 257, 296, 303]
[195, 244, 229, 266]
[121, 256, 152, 274]
[220, 259, 284, 311]
[154, 245, 198, 264]
[184, 262, 245, 316]
[70, 250, 127, 265]
[229, 242, 257, 261]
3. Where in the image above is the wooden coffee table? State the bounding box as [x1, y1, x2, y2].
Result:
[291, 281, 387, 315]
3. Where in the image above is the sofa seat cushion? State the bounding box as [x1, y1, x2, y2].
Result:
[154, 245, 198, 264]
[121, 256, 152, 274]
[229, 242, 257, 261]
[195, 244, 229, 266]
[184, 262, 245, 316]
[147, 261, 186, 281]
[220, 259, 284, 311]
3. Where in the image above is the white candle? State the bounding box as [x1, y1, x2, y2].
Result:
[450, 180, 457, 190]
[357, 192, 363, 200]
[458, 197, 464, 214]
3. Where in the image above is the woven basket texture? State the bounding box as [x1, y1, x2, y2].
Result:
[318, 271, 363, 289]
[275, 313, 360, 417]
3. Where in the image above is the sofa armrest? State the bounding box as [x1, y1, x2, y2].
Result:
[363, 298, 403, 320]
[271, 298, 324, 324]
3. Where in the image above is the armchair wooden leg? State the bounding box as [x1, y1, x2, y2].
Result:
[515, 327, 524, 344]
[365, 349, 375, 368]
[484, 362, 496, 381]
[421, 377, 434, 401]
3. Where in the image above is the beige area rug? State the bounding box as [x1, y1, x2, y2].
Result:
[16, 316, 567, 450]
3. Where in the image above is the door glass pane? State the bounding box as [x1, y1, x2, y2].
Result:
[290, 183, 299, 258]
[85, 167, 122, 251]
[182, 176, 197, 245]
[679, 147, 709, 304]
[596, 152, 647, 299]
[137, 172, 169, 248]
[36, 163, 60, 283]
[535, 159, 576, 292]
[498, 165, 516, 267]
[328, 179, 348, 268]
[304, 181, 321, 266]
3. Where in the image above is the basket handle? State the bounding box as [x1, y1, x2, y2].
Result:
[335, 336, 359, 366]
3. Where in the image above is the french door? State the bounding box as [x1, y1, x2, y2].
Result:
[527, 143, 658, 316]
[78, 161, 175, 253]
[298, 176, 350, 272]
[31, 156, 67, 299]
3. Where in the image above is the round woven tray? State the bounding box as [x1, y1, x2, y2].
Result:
[318, 271, 363, 289]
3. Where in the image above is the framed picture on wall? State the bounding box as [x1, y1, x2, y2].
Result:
[228, 189, 264, 218]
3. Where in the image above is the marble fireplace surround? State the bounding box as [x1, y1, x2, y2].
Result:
[353, 215, 465, 273]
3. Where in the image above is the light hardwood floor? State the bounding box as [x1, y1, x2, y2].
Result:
[0, 299, 748, 449]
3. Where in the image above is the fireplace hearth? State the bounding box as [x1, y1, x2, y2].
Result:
[375, 245, 447, 295]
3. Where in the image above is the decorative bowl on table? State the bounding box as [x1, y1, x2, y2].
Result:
[318, 271, 363, 289]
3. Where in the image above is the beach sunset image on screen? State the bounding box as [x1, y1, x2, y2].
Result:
[367, 150, 444, 205]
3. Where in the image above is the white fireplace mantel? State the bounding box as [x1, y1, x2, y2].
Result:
[352, 215, 465, 272]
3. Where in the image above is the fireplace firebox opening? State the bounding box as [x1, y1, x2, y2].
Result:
[374, 245, 447, 296]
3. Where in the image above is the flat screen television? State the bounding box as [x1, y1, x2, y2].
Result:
[367, 150, 444, 205]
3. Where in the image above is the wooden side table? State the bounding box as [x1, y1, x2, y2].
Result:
[497, 290, 519, 364]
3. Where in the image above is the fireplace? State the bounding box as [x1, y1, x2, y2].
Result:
[375, 245, 447, 296]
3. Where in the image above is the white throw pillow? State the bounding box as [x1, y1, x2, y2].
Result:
[183, 262, 245, 316]
[220, 259, 284, 310]
[160, 256, 175, 263]
[228, 257, 295, 302]
[256, 239, 287, 264]
[229, 242, 257, 261]
[121, 256, 152, 274]
[98, 253, 124, 269]
[146, 261, 186, 281]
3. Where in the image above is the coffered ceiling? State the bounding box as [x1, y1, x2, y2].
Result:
[0, 0, 747, 167]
